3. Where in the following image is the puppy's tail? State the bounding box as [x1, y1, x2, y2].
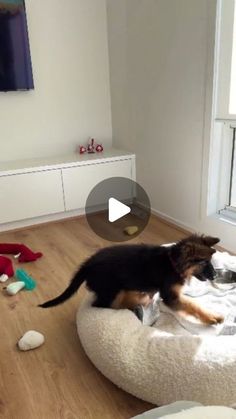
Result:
[39, 268, 85, 308]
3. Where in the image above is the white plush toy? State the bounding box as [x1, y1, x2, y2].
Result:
[18, 330, 45, 351]
[6, 282, 25, 295]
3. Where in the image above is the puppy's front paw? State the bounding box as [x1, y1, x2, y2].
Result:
[214, 313, 224, 323]
[200, 311, 224, 325]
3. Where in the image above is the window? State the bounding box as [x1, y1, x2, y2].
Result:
[211, 0, 236, 220]
[215, 0, 236, 119]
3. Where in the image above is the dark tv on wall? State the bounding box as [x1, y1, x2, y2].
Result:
[0, 0, 34, 92]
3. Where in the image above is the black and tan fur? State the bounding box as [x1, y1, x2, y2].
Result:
[39, 235, 223, 325]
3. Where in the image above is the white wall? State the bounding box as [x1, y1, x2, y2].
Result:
[107, 0, 213, 227]
[107, 0, 236, 252]
[106, 0, 130, 152]
[125, 0, 210, 229]
[0, 0, 112, 162]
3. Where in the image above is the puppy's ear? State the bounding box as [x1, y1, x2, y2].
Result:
[201, 236, 220, 247]
[184, 241, 217, 260]
[183, 243, 195, 257]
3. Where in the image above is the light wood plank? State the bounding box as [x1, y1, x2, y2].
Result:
[0, 215, 186, 419]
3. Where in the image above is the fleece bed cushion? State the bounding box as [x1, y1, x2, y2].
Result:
[76, 293, 236, 406]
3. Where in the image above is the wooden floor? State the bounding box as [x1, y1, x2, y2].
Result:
[0, 215, 186, 419]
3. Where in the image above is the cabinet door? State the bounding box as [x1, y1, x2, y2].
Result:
[62, 159, 132, 211]
[0, 170, 64, 224]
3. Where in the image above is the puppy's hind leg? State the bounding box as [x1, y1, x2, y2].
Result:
[111, 290, 153, 310]
[92, 290, 154, 310]
[92, 289, 118, 308]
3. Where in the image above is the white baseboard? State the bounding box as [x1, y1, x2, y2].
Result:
[0, 209, 86, 232]
[0, 205, 196, 236]
[151, 207, 196, 234]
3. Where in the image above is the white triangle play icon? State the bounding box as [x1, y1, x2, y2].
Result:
[108, 197, 131, 222]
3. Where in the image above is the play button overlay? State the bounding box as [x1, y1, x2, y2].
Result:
[108, 198, 130, 222]
[85, 177, 151, 242]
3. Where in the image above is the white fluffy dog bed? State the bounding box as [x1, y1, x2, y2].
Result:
[77, 293, 236, 406]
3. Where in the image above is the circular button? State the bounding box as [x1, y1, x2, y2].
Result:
[85, 177, 151, 242]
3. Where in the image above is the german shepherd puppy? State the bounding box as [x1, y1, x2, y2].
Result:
[39, 235, 223, 324]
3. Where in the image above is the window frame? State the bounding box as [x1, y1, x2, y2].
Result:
[208, 0, 236, 221]
[215, 0, 236, 120]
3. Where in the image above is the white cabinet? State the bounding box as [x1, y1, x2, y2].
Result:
[0, 170, 64, 223]
[0, 149, 135, 230]
[62, 159, 132, 211]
